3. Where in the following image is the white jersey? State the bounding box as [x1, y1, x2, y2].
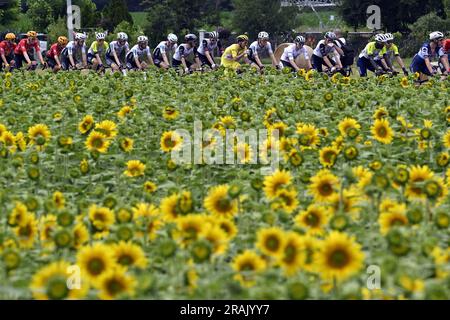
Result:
[126, 44, 151, 60]
[249, 41, 273, 58]
[280, 44, 309, 62]
[313, 40, 337, 58]
[197, 39, 221, 56]
[153, 41, 177, 60]
[106, 40, 130, 57]
[173, 44, 197, 61]
[62, 41, 86, 56]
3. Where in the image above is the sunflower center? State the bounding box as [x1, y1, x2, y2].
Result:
[319, 182, 333, 196]
[19, 224, 32, 237]
[92, 137, 104, 148]
[305, 212, 320, 227]
[328, 249, 349, 268]
[264, 235, 280, 252]
[390, 218, 406, 227]
[164, 137, 175, 148]
[376, 126, 387, 138]
[47, 276, 69, 300]
[118, 254, 134, 266]
[216, 198, 232, 212]
[87, 258, 105, 275]
[106, 278, 125, 296]
[283, 244, 297, 264]
[240, 262, 255, 272]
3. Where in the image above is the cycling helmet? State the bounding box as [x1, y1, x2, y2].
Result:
[5, 33, 16, 41]
[75, 33, 87, 40]
[384, 33, 394, 41]
[117, 32, 128, 41]
[237, 34, 249, 42]
[374, 34, 386, 43]
[209, 31, 219, 39]
[58, 36, 69, 46]
[96, 32, 106, 40]
[294, 35, 306, 44]
[325, 32, 337, 40]
[258, 31, 269, 40]
[185, 34, 197, 42]
[168, 33, 178, 42]
[430, 31, 444, 41]
[27, 31, 38, 39]
[138, 36, 148, 43]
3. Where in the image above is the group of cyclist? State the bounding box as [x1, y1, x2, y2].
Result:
[0, 29, 449, 82]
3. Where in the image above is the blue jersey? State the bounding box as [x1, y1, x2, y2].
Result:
[416, 42, 445, 60]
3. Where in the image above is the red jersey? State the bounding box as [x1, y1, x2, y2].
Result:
[14, 38, 40, 55]
[444, 39, 450, 54]
[46, 43, 63, 59]
[0, 41, 16, 56]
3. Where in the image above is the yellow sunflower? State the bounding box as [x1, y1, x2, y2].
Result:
[338, 118, 361, 137]
[373, 106, 389, 120]
[78, 115, 94, 134]
[256, 227, 286, 258]
[14, 214, 38, 248]
[160, 131, 183, 152]
[371, 119, 394, 144]
[204, 185, 238, 218]
[405, 165, 434, 199]
[295, 205, 330, 235]
[231, 250, 266, 288]
[278, 232, 304, 276]
[124, 160, 146, 177]
[30, 261, 88, 300]
[28, 124, 51, 148]
[263, 170, 292, 199]
[97, 266, 136, 300]
[143, 181, 157, 194]
[272, 188, 299, 214]
[308, 169, 340, 202]
[319, 146, 339, 168]
[315, 231, 364, 281]
[172, 214, 206, 247]
[76, 243, 117, 284]
[200, 225, 229, 255]
[296, 123, 320, 149]
[85, 131, 110, 153]
[162, 106, 179, 120]
[95, 120, 118, 139]
[119, 137, 134, 153]
[379, 211, 409, 235]
[88, 205, 115, 234]
[443, 130, 450, 149]
[112, 241, 147, 269]
[117, 106, 133, 119]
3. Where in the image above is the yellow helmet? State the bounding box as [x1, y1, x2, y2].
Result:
[58, 36, 69, 46]
[237, 34, 249, 42]
[5, 33, 16, 41]
[27, 31, 38, 39]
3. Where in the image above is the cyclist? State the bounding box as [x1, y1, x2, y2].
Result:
[105, 32, 130, 72]
[126, 36, 154, 71]
[247, 31, 279, 71]
[197, 31, 223, 70]
[411, 31, 448, 82]
[0, 33, 17, 72]
[220, 34, 250, 74]
[45, 36, 68, 72]
[439, 38, 450, 74]
[172, 34, 201, 74]
[378, 33, 409, 76]
[14, 31, 46, 70]
[312, 32, 343, 73]
[357, 34, 389, 77]
[332, 35, 355, 76]
[88, 32, 108, 72]
[61, 33, 88, 70]
[153, 33, 178, 69]
[279, 35, 312, 72]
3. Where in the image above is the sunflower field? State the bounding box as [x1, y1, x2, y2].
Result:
[0, 68, 449, 300]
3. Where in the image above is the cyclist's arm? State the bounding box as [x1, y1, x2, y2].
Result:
[270, 52, 278, 67]
[205, 50, 216, 66]
[134, 54, 142, 69]
[0, 49, 8, 66]
[323, 55, 333, 68]
[253, 52, 264, 67]
[424, 57, 434, 74]
[23, 51, 32, 65]
[162, 52, 170, 66]
[333, 52, 343, 69]
[440, 54, 449, 74]
[147, 52, 154, 66]
[95, 53, 103, 66]
[54, 54, 62, 68]
[395, 55, 406, 69]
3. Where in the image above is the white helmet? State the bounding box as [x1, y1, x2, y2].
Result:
[325, 31, 337, 40]
[138, 35, 148, 43]
[384, 33, 394, 41]
[185, 34, 197, 42]
[75, 33, 87, 40]
[430, 31, 444, 41]
[374, 34, 387, 43]
[294, 35, 305, 44]
[209, 31, 219, 39]
[96, 32, 106, 40]
[258, 31, 269, 40]
[117, 32, 128, 41]
[168, 33, 178, 42]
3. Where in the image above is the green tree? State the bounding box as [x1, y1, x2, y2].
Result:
[0, 0, 20, 29]
[27, 0, 54, 30]
[47, 16, 68, 43]
[231, 0, 299, 38]
[339, 0, 446, 32]
[100, 0, 133, 31]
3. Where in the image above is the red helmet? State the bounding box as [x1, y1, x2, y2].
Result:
[444, 39, 450, 53]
